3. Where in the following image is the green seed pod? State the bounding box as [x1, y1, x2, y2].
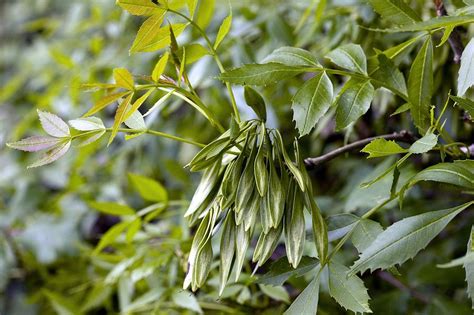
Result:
[254, 123, 268, 197]
[266, 154, 285, 227]
[252, 224, 283, 267]
[235, 136, 258, 215]
[219, 213, 235, 295]
[284, 186, 305, 268]
[234, 221, 254, 282]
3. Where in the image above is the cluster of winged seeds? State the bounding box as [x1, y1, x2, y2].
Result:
[183, 119, 326, 293]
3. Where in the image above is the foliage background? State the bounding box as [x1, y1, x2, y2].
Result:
[1, 0, 473, 314]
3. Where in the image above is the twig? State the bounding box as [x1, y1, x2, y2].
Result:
[376, 270, 430, 304]
[434, 0, 464, 63]
[304, 130, 416, 168]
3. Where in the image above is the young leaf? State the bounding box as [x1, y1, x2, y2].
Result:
[367, 0, 420, 26]
[130, 12, 166, 54]
[361, 138, 407, 158]
[262, 47, 320, 67]
[284, 268, 321, 315]
[195, 0, 215, 29]
[214, 12, 232, 50]
[219, 63, 305, 86]
[292, 71, 333, 137]
[186, 0, 198, 18]
[328, 260, 371, 313]
[88, 201, 135, 216]
[113, 68, 134, 90]
[108, 93, 134, 145]
[335, 79, 375, 130]
[7, 136, 61, 152]
[128, 173, 168, 202]
[124, 89, 154, 121]
[408, 37, 433, 133]
[37, 110, 70, 138]
[124, 110, 146, 130]
[152, 52, 169, 82]
[130, 24, 186, 53]
[68, 117, 105, 131]
[76, 130, 106, 147]
[244, 86, 267, 121]
[116, 0, 163, 16]
[350, 201, 474, 275]
[326, 44, 367, 74]
[408, 132, 437, 154]
[458, 38, 474, 97]
[84, 91, 131, 117]
[27, 140, 71, 168]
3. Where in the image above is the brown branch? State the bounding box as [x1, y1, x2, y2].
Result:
[376, 270, 430, 304]
[304, 130, 416, 169]
[434, 0, 464, 63]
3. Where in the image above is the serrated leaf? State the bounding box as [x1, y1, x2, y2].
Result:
[68, 117, 105, 131]
[84, 91, 131, 117]
[371, 54, 407, 96]
[262, 46, 320, 67]
[219, 63, 305, 86]
[408, 37, 433, 133]
[335, 79, 375, 130]
[361, 138, 407, 158]
[351, 219, 384, 253]
[27, 140, 71, 168]
[450, 96, 474, 120]
[328, 260, 371, 313]
[113, 68, 134, 90]
[257, 256, 319, 286]
[214, 12, 232, 50]
[130, 12, 166, 54]
[88, 201, 135, 216]
[367, 0, 420, 26]
[458, 38, 474, 97]
[350, 202, 474, 275]
[152, 52, 169, 82]
[327, 44, 367, 74]
[7, 136, 62, 152]
[407, 160, 474, 190]
[128, 173, 168, 202]
[116, 0, 163, 16]
[284, 268, 321, 315]
[108, 93, 134, 145]
[408, 132, 437, 153]
[244, 86, 267, 121]
[37, 110, 70, 137]
[292, 71, 333, 137]
[372, 15, 474, 33]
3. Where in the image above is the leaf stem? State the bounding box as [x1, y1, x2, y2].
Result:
[104, 128, 206, 147]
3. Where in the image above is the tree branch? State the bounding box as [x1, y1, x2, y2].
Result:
[304, 130, 416, 169]
[434, 0, 464, 63]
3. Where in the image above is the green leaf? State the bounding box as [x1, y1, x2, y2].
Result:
[262, 47, 320, 67]
[284, 268, 321, 315]
[408, 37, 433, 133]
[7, 136, 61, 152]
[113, 68, 134, 90]
[350, 202, 474, 275]
[407, 160, 474, 190]
[43, 290, 81, 315]
[361, 138, 408, 158]
[183, 44, 209, 64]
[130, 12, 166, 54]
[130, 23, 187, 53]
[214, 12, 232, 50]
[83, 91, 131, 117]
[408, 132, 437, 154]
[292, 71, 333, 137]
[88, 201, 135, 216]
[152, 52, 169, 82]
[326, 44, 367, 74]
[259, 284, 290, 303]
[450, 96, 474, 120]
[126, 218, 141, 242]
[108, 93, 134, 145]
[335, 79, 375, 130]
[328, 260, 371, 313]
[458, 38, 474, 97]
[94, 221, 131, 253]
[367, 0, 420, 25]
[186, 0, 198, 18]
[172, 290, 203, 314]
[351, 219, 384, 253]
[124, 108, 146, 130]
[244, 86, 267, 121]
[117, 0, 163, 16]
[219, 63, 305, 86]
[128, 173, 168, 202]
[124, 89, 154, 121]
[68, 117, 105, 131]
[195, 0, 215, 29]
[371, 54, 407, 96]
[375, 15, 474, 32]
[257, 256, 319, 286]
